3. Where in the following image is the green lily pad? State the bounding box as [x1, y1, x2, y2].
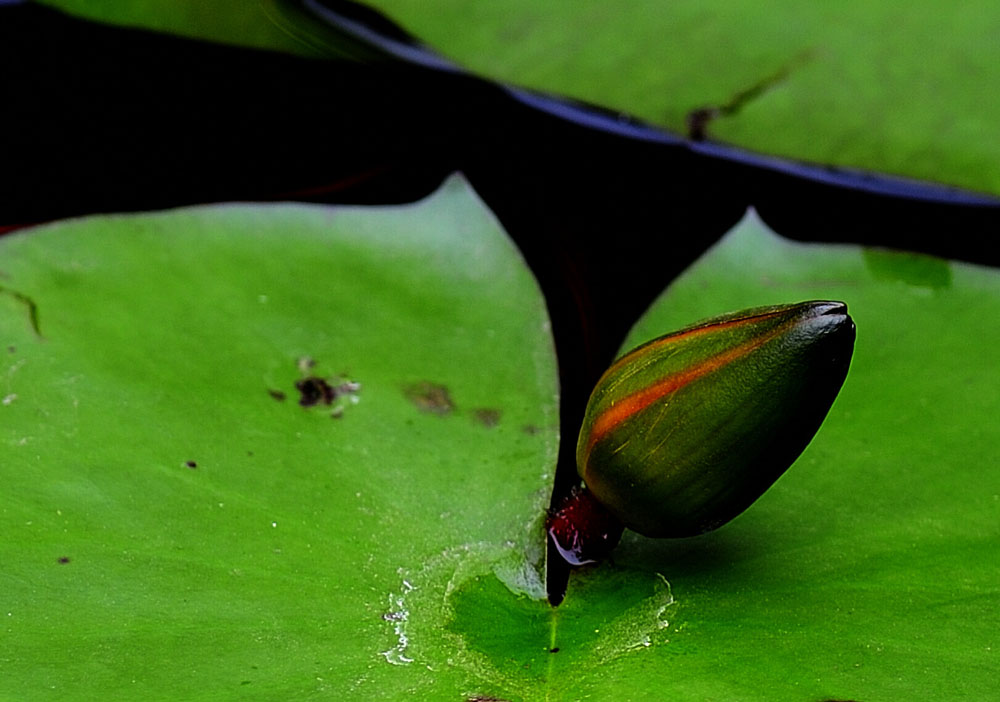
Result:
[0, 176, 560, 698]
[4, 180, 998, 700]
[358, 0, 1000, 195]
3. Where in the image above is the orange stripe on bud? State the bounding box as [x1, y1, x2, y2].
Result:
[585, 325, 785, 455]
[599, 308, 787, 382]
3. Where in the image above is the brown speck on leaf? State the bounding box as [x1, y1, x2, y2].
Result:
[686, 106, 718, 141]
[57, 556, 70, 564]
[296, 377, 336, 407]
[521, 424, 540, 435]
[292, 358, 361, 415]
[267, 388, 286, 402]
[185, 460, 197, 469]
[404, 381, 455, 415]
[472, 408, 501, 428]
[296, 376, 361, 409]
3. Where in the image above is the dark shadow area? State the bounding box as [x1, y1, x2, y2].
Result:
[614, 529, 763, 580]
[0, 3, 454, 221]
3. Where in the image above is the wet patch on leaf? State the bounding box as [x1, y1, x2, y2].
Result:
[378, 537, 674, 698]
[446, 566, 675, 686]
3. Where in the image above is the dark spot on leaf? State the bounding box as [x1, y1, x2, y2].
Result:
[685, 107, 718, 141]
[521, 424, 541, 435]
[293, 359, 361, 415]
[863, 248, 952, 289]
[685, 48, 814, 140]
[404, 381, 454, 415]
[7, 345, 14, 353]
[472, 408, 501, 428]
[267, 388, 286, 401]
[549, 647, 560, 653]
[0, 284, 42, 337]
[185, 460, 197, 469]
[296, 376, 336, 407]
[57, 556, 70, 564]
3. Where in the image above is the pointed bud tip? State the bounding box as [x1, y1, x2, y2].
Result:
[812, 300, 848, 317]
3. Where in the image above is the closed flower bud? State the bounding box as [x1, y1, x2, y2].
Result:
[573, 300, 855, 542]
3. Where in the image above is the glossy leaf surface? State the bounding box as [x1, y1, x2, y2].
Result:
[3, 184, 999, 700]
[0, 177, 559, 698]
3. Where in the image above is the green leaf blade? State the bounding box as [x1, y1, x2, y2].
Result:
[0, 176, 558, 699]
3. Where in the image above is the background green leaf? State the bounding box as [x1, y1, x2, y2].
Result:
[357, 0, 1000, 195]
[31, 1, 1000, 196]
[0, 176, 559, 699]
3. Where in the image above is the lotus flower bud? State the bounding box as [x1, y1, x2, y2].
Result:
[549, 301, 855, 564]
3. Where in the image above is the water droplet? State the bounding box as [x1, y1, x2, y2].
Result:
[374, 540, 544, 677]
[380, 577, 417, 665]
